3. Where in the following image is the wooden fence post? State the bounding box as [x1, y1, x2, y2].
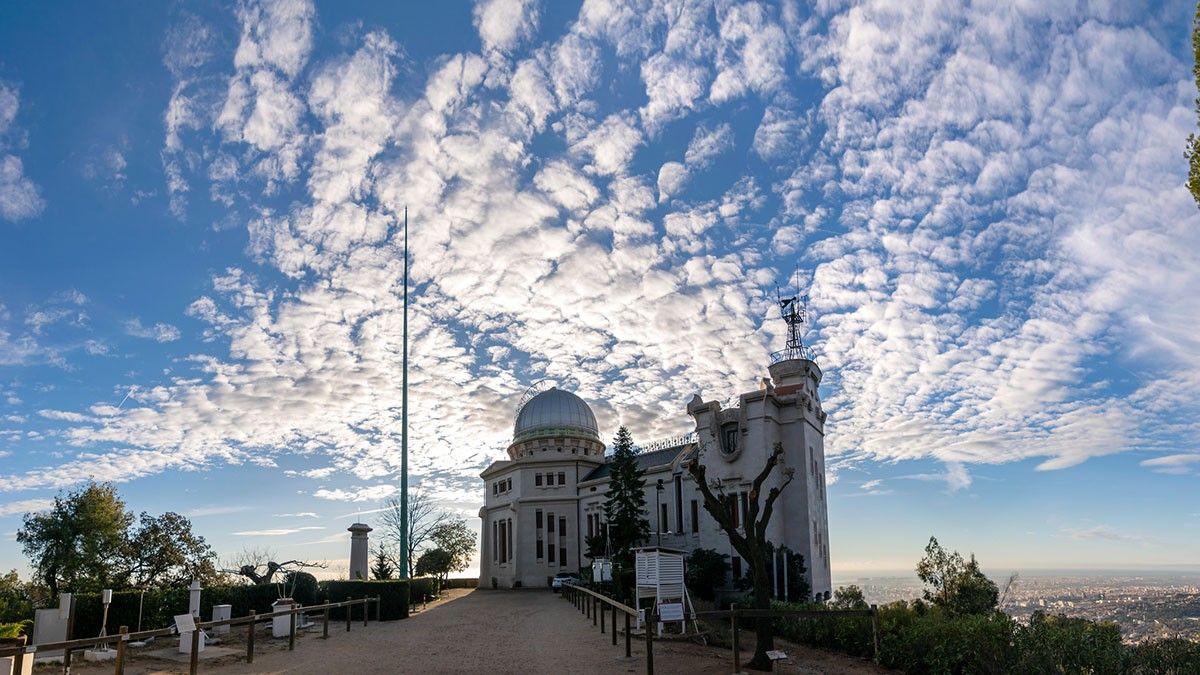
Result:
[346, 601, 352, 632]
[594, 598, 599, 627]
[600, 603, 605, 633]
[624, 612, 631, 658]
[323, 607, 330, 639]
[189, 625, 200, 675]
[732, 605, 741, 675]
[645, 613, 654, 675]
[375, 595, 381, 622]
[870, 604, 880, 663]
[363, 597, 369, 626]
[289, 610, 296, 651]
[247, 611, 256, 663]
[114, 626, 127, 675]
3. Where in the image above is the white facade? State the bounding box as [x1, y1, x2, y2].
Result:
[478, 355, 832, 599]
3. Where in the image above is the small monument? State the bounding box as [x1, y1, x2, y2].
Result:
[348, 523, 372, 580]
[32, 593, 71, 662]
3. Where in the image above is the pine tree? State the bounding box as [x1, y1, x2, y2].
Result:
[603, 426, 650, 563]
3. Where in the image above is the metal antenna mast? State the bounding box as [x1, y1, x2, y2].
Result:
[772, 275, 813, 363]
[399, 206, 409, 579]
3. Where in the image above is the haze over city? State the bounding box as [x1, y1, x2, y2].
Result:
[1, 0, 1198, 586]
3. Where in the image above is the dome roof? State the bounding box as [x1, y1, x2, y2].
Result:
[513, 387, 599, 442]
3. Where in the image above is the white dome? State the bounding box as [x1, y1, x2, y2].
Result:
[513, 387, 599, 442]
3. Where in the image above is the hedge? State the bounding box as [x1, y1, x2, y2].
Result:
[443, 577, 476, 589]
[768, 599, 1200, 675]
[67, 578, 410, 637]
[322, 580, 408, 621]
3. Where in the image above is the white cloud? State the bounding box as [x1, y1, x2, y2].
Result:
[572, 112, 643, 175]
[313, 485, 398, 502]
[474, 0, 540, 53]
[124, 318, 182, 343]
[0, 82, 44, 222]
[275, 511, 319, 518]
[685, 122, 734, 169]
[232, 526, 324, 536]
[1140, 454, 1200, 476]
[0, 498, 53, 517]
[656, 161, 688, 202]
[0, 156, 44, 221]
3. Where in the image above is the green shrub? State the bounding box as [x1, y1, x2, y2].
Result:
[685, 549, 729, 602]
[443, 577, 476, 589]
[0, 621, 30, 638]
[769, 600, 876, 659]
[880, 609, 1016, 675]
[1126, 638, 1200, 674]
[408, 577, 439, 604]
[321, 580, 408, 621]
[1014, 611, 1124, 674]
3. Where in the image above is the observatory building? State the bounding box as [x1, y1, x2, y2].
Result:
[478, 296, 832, 598]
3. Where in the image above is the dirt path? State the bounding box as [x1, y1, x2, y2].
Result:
[65, 589, 891, 674]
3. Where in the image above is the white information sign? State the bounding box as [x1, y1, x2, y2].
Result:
[173, 613, 196, 634]
[658, 603, 684, 622]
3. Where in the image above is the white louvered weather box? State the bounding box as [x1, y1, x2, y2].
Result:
[633, 547, 694, 636]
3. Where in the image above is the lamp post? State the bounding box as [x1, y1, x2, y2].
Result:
[655, 479, 664, 547]
[399, 206, 409, 579]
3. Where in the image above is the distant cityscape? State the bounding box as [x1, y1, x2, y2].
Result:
[835, 570, 1200, 644]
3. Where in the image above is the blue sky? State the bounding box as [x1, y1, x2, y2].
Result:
[1, 0, 1198, 579]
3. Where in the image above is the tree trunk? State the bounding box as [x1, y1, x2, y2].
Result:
[747, 553, 775, 671]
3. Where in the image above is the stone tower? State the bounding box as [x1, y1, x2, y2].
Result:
[348, 522, 372, 580]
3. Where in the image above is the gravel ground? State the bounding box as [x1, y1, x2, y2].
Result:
[61, 588, 892, 674]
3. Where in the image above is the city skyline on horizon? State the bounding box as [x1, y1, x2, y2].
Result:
[1, 0, 1198, 579]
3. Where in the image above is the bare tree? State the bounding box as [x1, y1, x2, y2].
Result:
[224, 547, 327, 588]
[378, 490, 450, 577]
[686, 442, 794, 671]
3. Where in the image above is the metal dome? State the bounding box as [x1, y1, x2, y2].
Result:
[513, 387, 599, 442]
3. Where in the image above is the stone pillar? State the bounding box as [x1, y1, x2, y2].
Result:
[348, 523, 372, 580]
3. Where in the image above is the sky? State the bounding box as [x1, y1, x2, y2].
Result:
[0, 0, 1198, 580]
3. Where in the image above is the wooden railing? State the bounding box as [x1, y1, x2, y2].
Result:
[0, 595, 381, 675]
[562, 584, 881, 673]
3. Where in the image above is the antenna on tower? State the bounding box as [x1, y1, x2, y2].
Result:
[771, 273, 814, 364]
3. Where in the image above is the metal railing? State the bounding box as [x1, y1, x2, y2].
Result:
[0, 595, 381, 675]
[561, 584, 656, 673]
[561, 584, 881, 673]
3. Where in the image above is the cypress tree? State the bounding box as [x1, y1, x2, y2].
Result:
[603, 426, 650, 563]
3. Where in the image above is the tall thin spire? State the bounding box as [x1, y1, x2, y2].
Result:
[399, 206, 409, 579]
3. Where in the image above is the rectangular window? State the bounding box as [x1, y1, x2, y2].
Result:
[728, 495, 739, 529]
[492, 521, 498, 562]
[732, 556, 742, 579]
[536, 539, 544, 559]
[492, 482, 498, 495]
[536, 509, 543, 529]
[587, 514, 594, 538]
[548, 540, 556, 564]
[674, 475, 683, 533]
[740, 492, 749, 530]
[557, 471, 566, 485]
[506, 477, 512, 492]
[507, 518, 513, 564]
[535, 473, 543, 486]
[660, 503, 668, 533]
[560, 546, 567, 566]
[559, 517, 566, 539]
[548, 512, 555, 534]
[498, 520, 506, 563]
[690, 500, 699, 533]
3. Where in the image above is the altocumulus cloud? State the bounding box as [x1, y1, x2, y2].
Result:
[4, 0, 1198, 505]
